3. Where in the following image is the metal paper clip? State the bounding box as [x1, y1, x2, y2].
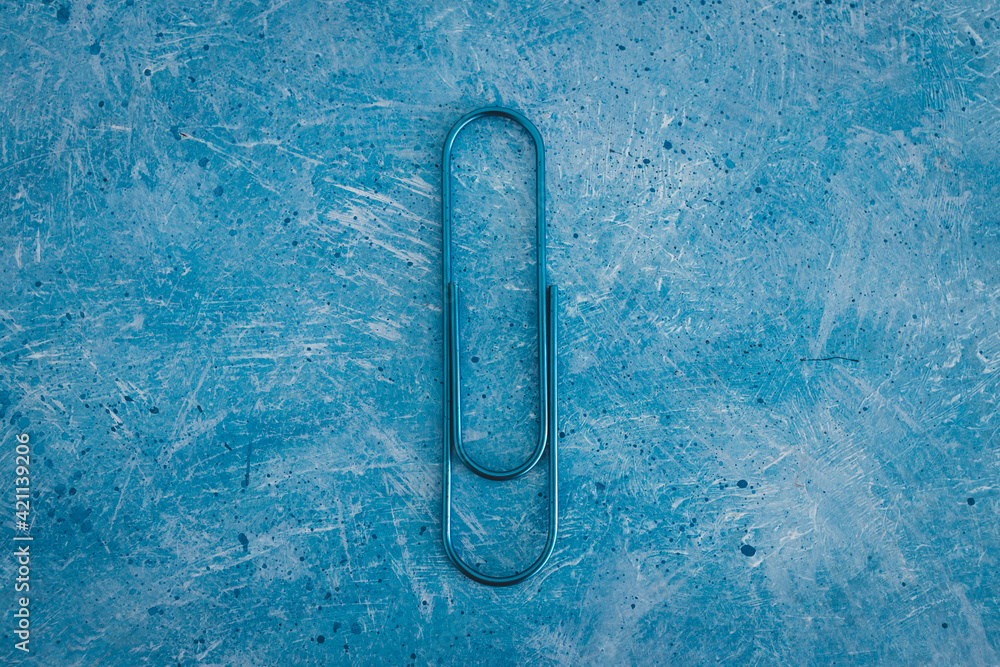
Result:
[441, 107, 559, 586]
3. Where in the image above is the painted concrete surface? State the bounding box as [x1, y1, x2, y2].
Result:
[1, 0, 999, 664]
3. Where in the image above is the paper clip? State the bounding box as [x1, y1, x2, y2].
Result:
[441, 107, 559, 586]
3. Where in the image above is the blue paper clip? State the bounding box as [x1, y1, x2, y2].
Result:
[441, 107, 559, 586]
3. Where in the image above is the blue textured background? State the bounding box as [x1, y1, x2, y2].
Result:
[2, 0, 999, 664]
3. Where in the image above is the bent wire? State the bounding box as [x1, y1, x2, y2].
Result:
[441, 106, 559, 587]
